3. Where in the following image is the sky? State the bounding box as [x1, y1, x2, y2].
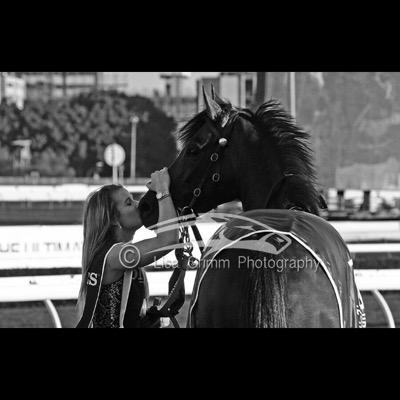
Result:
[126, 72, 220, 96]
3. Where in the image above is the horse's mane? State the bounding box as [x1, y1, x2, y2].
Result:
[176, 110, 209, 148]
[252, 100, 320, 213]
[177, 98, 321, 214]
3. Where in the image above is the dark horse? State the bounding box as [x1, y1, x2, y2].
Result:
[138, 88, 366, 328]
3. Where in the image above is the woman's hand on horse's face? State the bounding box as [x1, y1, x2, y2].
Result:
[147, 167, 170, 193]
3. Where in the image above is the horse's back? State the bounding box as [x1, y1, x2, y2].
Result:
[240, 209, 365, 327]
[189, 209, 365, 328]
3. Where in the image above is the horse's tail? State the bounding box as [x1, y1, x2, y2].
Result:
[247, 251, 288, 328]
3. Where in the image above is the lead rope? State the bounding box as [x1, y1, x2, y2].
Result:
[145, 124, 232, 327]
[145, 209, 201, 328]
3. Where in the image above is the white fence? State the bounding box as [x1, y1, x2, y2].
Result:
[2, 222, 400, 270]
[0, 269, 397, 328]
[1, 221, 400, 327]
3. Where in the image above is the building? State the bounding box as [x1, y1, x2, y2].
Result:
[22, 72, 165, 100]
[97, 72, 131, 93]
[160, 72, 191, 98]
[154, 72, 197, 125]
[253, 72, 297, 112]
[196, 72, 257, 111]
[153, 72, 258, 126]
[22, 72, 98, 101]
[0, 72, 26, 109]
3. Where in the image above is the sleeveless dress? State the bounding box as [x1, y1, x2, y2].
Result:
[92, 276, 123, 328]
[91, 242, 147, 328]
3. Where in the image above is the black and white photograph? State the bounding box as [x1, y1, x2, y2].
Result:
[0, 71, 398, 329]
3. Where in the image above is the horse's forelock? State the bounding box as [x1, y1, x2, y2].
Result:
[176, 103, 238, 147]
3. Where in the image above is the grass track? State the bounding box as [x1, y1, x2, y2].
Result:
[0, 292, 397, 328]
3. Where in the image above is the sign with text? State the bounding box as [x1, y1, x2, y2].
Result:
[0, 225, 165, 270]
[0, 225, 84, 269]
[0, 223, 216, 270]
[104, 143, 125, 167]
[0, 221, 391, 270]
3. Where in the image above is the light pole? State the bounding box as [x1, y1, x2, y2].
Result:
[289, 72, 296, 119]
[0, 72, 6, 104]
[255, 72, 267, 106]
[130, 115, 139, 180]
[237, 72, 247, 108]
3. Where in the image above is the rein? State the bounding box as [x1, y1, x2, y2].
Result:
[144, 208, 201, 328]
[144, 121, 235, 328]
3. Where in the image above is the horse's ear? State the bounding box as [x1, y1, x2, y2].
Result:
[319, 193, 328, 209]
[211, 85, 226, 107]
[202, 85, 221, 121]
[211, 85, 216, 100]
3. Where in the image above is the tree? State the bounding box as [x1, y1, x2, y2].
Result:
[0, 90, 178, 177]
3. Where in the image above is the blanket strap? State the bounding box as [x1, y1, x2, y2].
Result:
[119, 269, 133, 328]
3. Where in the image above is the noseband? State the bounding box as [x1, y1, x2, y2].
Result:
[184, 121, 234, 214]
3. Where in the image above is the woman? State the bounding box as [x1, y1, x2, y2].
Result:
[76, 167, 179, 328]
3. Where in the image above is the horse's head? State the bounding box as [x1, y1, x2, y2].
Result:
[138, 87, 241, 227]
[139, 87, 323, 228]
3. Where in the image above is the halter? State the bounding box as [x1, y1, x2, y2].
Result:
[185, 120, 234, 213]
[143, 120, 235, 328]
[184, 118, 297, 213]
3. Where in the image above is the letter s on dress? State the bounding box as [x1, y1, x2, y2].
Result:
[87, 272, 98, 286]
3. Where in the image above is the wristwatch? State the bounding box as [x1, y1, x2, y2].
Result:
[156, 191, 170, 200]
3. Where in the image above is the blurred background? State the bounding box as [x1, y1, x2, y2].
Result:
[0, 71, 399, 328]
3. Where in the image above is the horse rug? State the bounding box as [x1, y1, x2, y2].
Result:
[188, 209, 366, 328]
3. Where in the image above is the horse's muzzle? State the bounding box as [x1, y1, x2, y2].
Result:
[138, 191, 159, 228]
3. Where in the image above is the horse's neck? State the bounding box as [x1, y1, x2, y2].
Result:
[240, 184, 310, 212]
[241, 194, 284, 211]
[237, 162, 318, 213]
[241, 198, 289, 212]
[239, 179, 290, 211]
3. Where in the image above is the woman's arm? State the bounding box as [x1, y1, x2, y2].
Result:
[108, 168, 179, 271]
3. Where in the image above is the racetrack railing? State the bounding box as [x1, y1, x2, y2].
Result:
[0, 269, 397, 328]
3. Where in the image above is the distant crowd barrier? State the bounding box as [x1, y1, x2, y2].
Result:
[0, 177, 149, 185]
[0, 183, 147, 203]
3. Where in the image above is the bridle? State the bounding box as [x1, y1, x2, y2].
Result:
[144, 119, 235, 328]
[183, 119, 236, 215]
[182, 117, 299, 214]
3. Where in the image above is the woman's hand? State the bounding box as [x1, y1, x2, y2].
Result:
[146, 167, 170, 193]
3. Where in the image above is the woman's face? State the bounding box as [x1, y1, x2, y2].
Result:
[112, 187, 143, 231]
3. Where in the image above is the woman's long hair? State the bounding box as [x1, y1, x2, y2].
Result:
[76, 184, 123, 321]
